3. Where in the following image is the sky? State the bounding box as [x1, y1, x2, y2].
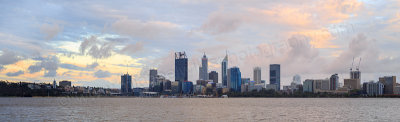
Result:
[0, 0, 399, 88]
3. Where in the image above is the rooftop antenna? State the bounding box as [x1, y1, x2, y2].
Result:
[356, 57, 361, 71]
[126, 60, 129, 74]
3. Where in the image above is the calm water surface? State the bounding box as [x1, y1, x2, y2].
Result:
[0, 98, 399, 121]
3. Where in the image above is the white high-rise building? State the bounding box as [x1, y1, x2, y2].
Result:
[293, 74, 301, 85]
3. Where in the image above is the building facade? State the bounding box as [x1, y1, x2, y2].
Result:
[330, 74, 339, 90]
[149, 69, 157, 89]
[221, 53, 228, 87]
[344, 79, 361, 90]
[350, 70, 361, 79]
[199, 53, 209, 80]
[229, 67, 241, 92]
[363, 81, 384, 96]
[269, 64, 281, 90]
[241, 78, 250, 84]
[175, 52, 188, 83]
[182, 81, 193, 94]
[379, 76, 396, 94]
[208, 71, 218, 84]
[121, 73, 132, 94]
[253, 67, 261, 84]
[303, 79, 314, 93]
[59, 80, 71, 88]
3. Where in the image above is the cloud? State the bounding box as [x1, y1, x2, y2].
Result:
[27, 56, 59, 77]
[200, 11, 245, 34]
[40, 23, 63, 40]
[120, 42, 144, 54]
[235, 35, 323, 77]
[60, 63, 88, 71]
[60, 62, 99, 71]
[6, 70, 24, 77]
[0, 49, 22, 65]
[94, 70, 111, 78]
[86, 62, 99, 69]
[0, 33, 46, 56]
[324, 33, 400, 73]
[0, 65, 4, 71]
[61, 71, 73, 76]
[88, 42, 113, 59]
[111, 18, 181, 40]
[28, 65, 42, 73]
[79, 35, 114, 59]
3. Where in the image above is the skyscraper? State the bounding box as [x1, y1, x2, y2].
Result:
[209, 71, 218, 84]
[229, 67, 241, 92]
[330, 74, 339, 90]
[227, 68, 231, 89]
[221, 53, 228, 87]
[149, 69, 157, 89]
[175, 52, 188, 82]
[199, 53, 208, 80]
[253, 67, 261, 84]
[269, 64, 281, 90]
[53, 79, 57, 89]
[121, 73, 132, 94]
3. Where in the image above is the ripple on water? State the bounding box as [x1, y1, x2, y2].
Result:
[0, 98, 400, 121]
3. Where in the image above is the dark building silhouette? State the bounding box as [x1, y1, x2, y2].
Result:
[121, 73, 132, 95]
[59, 80, 71, 88]
[149, 69, 157, 90]
[330, 74, 339, 90]
[270, 64, 281, 90]
[175, 52, 188, 82]
[209, 71, 218, 84]
[379, 76, 396, 94]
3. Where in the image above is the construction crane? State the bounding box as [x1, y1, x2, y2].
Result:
[350, 57, 355, 71]
[356, 58, 361, 71]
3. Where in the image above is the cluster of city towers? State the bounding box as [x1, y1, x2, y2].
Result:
[120, 52, 399, 96]
[121, 51, 281, 95]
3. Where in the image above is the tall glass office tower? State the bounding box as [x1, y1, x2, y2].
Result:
[269, 64, 280, 90]
[230, 67, 241, 92]
[221, 53, 228, 87]
[175, 52, 188, 82]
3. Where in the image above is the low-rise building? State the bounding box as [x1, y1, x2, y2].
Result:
[266, 84, 278, 91]
[59, 80, 72, 88]
[363, 81, 384, 96]
[344, 79, 361, 90]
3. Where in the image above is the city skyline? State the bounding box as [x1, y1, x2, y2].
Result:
[1, 0, 400, 88]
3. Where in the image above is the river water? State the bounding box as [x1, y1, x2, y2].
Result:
[0, 98, 399, 121]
